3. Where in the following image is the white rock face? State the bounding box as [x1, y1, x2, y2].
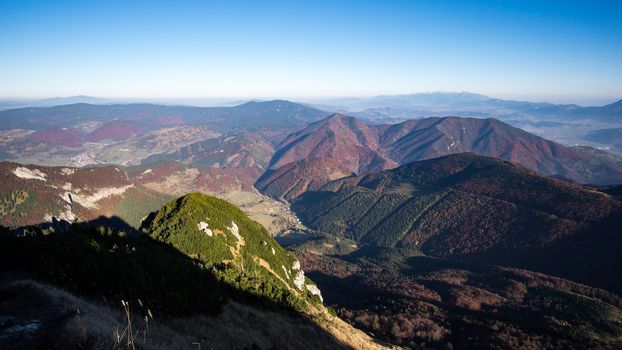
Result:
[292, 260, 301, 270]
[281, 265, 290, 279]
[60, 192, 73, 205]
[271, 247, 276, 255]
[70, 185, 134, 208]
[13, 167, 47, 181]
[59, 206, 76, 222]
[227, 221, 242, 241]
[198, 221, 213, 237]
[62, 182, 72, 190]
[44, 205, 76, 223]
[61, 168, 75, 175]
[306, 284, 323, 302]
[293, 270, 305, 291]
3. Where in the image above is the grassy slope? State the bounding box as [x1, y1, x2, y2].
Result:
[112, 186, 173, 228]
[140, 193, 317, 303]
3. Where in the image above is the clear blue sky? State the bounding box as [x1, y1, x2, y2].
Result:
[0, 0, 620, 103]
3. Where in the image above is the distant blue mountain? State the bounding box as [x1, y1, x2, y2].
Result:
[310, 92, 622, 123]
[0, 100, 329, 132]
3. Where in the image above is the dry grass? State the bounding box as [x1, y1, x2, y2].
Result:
[0, 277, 195, 349]
[0, 275, 386, 349]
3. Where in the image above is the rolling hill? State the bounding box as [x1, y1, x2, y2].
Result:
[143, 132, 275, 171]
[139, 132, 278, 192]
[85, 120, 146, 142]
[291, 153, 622, 294]
[27, 127, 83, 147]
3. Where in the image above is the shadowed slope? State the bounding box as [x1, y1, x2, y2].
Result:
[292, 153, 622, 293]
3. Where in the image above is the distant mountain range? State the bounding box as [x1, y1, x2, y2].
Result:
[0, 100, 328, 167]
[1, 94, 621, 167]
[311, 92, 622, 123]
[0, 95, 111, 110]
[263, 113, 622, 186]
[584, 127, 622, 151]
[4, 92, 621, 124]
[0, 100, 329, 132]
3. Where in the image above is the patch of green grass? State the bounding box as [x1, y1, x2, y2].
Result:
[113, 188, 173, 228]
[140, 193, 321, 309]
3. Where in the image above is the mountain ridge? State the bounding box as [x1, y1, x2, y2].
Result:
[265, 114, 622, 185]
[0, 100, 330, 132]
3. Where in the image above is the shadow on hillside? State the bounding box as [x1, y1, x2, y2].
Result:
[404, 255, 491, 274]
[445, 212, 622, 297]
[305, 270, 407, 310]
[84, 215, 141, 235]
[0, 216, 356, 350]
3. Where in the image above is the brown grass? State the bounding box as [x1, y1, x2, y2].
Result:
[0, 275, 385, 350]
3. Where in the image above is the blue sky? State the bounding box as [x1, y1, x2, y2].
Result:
[0, 0, 620, 103]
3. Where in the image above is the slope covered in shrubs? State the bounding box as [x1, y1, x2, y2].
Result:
[140, 193, 323, 306]
[292, 153, 622, 294]
[0, 193, 384, 348]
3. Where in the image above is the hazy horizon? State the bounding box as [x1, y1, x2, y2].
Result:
[0, 91, 620, 108]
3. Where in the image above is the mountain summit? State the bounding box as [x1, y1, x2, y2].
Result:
[141, 193, 323, 305]
[269, 113, 396, 174]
